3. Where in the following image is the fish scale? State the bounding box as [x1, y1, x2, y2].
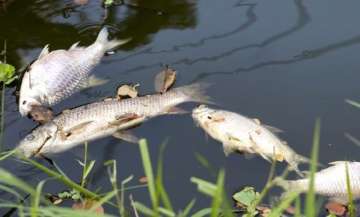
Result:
[19, 27, 128, 116]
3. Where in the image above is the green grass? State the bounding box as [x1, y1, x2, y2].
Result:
[0, 118, 356, 217]
[305, 118, 321, 217]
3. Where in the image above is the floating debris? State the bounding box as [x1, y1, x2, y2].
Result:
[72, 199, 104, 215]
[117, 83, 139, 100]
[154, 65, 177, 94]
[192, 105, 309, 177]
[19, 27, 130, 117]
[16, 83, 210, 157]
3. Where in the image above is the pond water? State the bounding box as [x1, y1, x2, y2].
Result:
[1, 0, 360, 214]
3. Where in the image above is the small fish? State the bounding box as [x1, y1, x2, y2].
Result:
[19, 27, 129, 116]
[275, 161, 360, 204]
[192, 105, 308, 176]
[16, 83, 210, 157]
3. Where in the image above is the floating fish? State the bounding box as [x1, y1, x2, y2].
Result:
[17, 83, 210, 157]
[275, 161, 360, 204]
[19, 27, 129, 116]
[192, 105, 308, 176]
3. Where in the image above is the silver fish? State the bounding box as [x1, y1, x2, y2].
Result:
[16, 83, 210, 157]
[275, 161, 360, 204]
[19, 27, 128, 116]
[192, 105, 308, 176]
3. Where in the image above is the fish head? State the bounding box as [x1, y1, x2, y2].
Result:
[19, 71, 42, 116]
[16, 122, 58, 158]
[192, 105, 227, 138]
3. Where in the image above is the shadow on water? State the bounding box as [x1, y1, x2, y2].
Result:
[0, 0, 197, 69]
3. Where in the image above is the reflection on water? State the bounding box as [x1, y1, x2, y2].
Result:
[0, 0, 197, 68]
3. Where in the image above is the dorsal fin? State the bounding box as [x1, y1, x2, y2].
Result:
[38, 44, 49, 59]
[69, 41, 80, 50]
[264, 124, 284, 134]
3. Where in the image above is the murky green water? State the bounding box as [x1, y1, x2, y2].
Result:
[1, 0, 360, 214]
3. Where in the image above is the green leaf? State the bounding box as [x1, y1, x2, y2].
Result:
[133, 201, 156, 216]
[190, 177, 217, 197]
[0, 63, 16, 85]
[232, 187, 260, 207]
[104, 0, 114, 6]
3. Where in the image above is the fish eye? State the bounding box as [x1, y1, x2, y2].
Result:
[22, 100, 27, 105]
[207, 116, 212, 120]
[26, 134, 35, 141]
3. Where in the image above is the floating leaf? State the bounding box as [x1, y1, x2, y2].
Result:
[232, 186, 260, 207]
[0, 63, 17, 85]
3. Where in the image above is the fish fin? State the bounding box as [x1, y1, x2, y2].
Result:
[113, 130, 139, 144]
[253, 118, 261, 125]
[174, 83, 213, 104]
[63, 121, 93, 138]
[86, 75, 109, 88]
[38, 44, 50, 59]
[96, 27, 130, 51]
[109, 113, 142, 126]
[165, 106, 188, 114]
[328, 161, 349, 166]
[223, 143, 234, 156]
[264, 124, 284, 134]
[69, 41, 80, 50]
[273, 177, 292, 190]
[259, 153, 272, 163]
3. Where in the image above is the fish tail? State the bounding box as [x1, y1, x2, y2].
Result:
[273, 177, 292, 190]
[96, 27, 130, 51]
[176, 83, 212, 104]
[288, 153, 310, 177]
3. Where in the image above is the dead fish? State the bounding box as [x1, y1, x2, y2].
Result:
[154, 65, 176, 94]
[275, 161, 360, 204]
[16, 83, 210, 158]
[192, 105, 308, 176]
[29, 105, 54, 124]
[19, 27, 129, 116]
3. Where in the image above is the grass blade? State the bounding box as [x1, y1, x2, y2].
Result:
[210, 169, 225, 217]
[139, 139, 159, 216]
[345, 162, 355, 217]
[192, 208, 212, 217]
[22, 157, 99, 199]
[268, 191, 300, 217]
[305, 118, 321, 217]
[156, 142, 173, 212]
[133, 201, 156, 216]
[345, 99, 360, 109]
[178, 199, 196, 217]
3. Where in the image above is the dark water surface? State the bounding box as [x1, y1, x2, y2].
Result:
[1, 0, 360, 214]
